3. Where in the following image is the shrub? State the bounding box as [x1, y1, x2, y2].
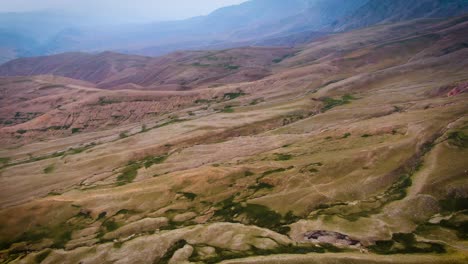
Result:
[275, 153, 292, 161]
[320, 94, 355, 111]
[0, 157, 10, 164]
[248, 182, 274, 191]
[221, 106, 234, 113]
[179, 192, 197, 201]
[143, 155, 168, 168]
[116, 163, 140, 185]
[369, 233, 445, 254]
[71, 128, 81, 134]
[17, 129, 27, 134]
[102, 220, 120, 232]
[43, 164, 55, 174]
[119, 132, 128, 139]
[223, 91, 245, 100]
[447, 131, 467, 148]
[224, 65, 240, 70]
[244, 170, 255, 176]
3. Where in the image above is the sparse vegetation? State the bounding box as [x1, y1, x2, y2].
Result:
[178, 192, 198, 201]
[159, 240, 188, 264]
[224, 64, 240, 70]
[220, 105, 234, 113]
[261, 166, 293, 177]
[43, 164, 55, 174]
[154, 118, 186, 128]
[272, 53, 296, 63]
[223, 91, 245, 100]
[98, 97, 120, 105]
[447, 131, 467, 147]
[143, 154, 168, 168]
[248, 182, 274, 191]
[275, 153, 293, 161]
[0, 157, 10, 165]
[116, 162, 140, 185]
[369, 233, 445, 254]
[102, 220, 120, 232]
[213, 197, 297, 234]
[119, 132, 128, 139]
[320, 94, 355, 111]
[34, 249, 52, 263]
[71, 128, 81, 134]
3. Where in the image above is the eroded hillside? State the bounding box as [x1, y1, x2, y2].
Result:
[0, 15, 467, 264]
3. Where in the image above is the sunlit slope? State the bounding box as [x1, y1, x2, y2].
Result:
[0, 16, 467, 264]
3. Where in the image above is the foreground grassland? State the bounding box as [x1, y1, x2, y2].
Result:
[0, 16, 468, 263]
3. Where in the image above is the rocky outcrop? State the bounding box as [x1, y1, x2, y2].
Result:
[304, 230, 362, 248]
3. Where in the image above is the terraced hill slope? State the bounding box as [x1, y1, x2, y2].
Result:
[0, 15, 467, 264]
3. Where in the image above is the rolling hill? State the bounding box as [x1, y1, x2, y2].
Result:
[0, 13, 467, 264]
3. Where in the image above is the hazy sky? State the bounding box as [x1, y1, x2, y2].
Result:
[0, 0, 248, 22]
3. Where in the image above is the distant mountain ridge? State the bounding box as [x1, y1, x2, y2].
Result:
[0, 0, 467, 62]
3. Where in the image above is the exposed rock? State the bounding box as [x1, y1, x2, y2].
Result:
[304, 230, 361, 247]
[103, 217, 168, 240]
[173, 212, 197, 223]
[169, 244, 194, 264]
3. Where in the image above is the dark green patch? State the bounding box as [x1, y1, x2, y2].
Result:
[154, 118, 186, 129]
[275, 153, 293, 161]
[98, 97, 120, 105]
[43, 164, 55, 174]
[97, 212, 107, 220]
[34, 249, 51, 263]
[213, 197, 299, 234]
[190, 243, 340, 264]
[369, 233, 445, 254]
[244, 170, 255, 176]
[178, 192, 198, 201]
[119, 132, 128, 139]
[116, 209, 137, 215]
[159, 240, 187, 264]
[5, 222, 77, 250]
[440, 197, 468, 212]
[102, 220, 120, 232]
[224, 65, 240, 70]
[223, 91, 245, 101]
[261, 166, 293, 177]
[320, 94, 355, 111]
[272, 53, 297, 63]
[116, 163, 140, 185]
[0, 157, 10, 164]
[71, 128, 81, 134]
[343, 133, 351, 138]
[221, 105, 234, 113]
[447, 131, 468, 148]
[143, 155, 168, 168]
[248, 182, 274, 191]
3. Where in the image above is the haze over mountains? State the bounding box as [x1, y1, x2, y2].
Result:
[1, 0, 468, 63]
[0, 1, 468, 264]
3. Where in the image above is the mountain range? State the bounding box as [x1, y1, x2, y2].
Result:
[1, 0, 468, 64]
